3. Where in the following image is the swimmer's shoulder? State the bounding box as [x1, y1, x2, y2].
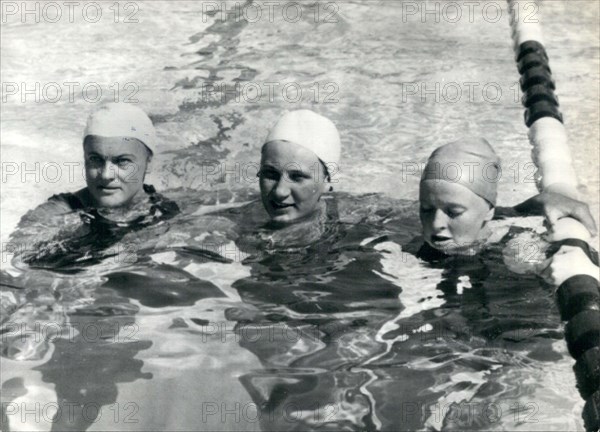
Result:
[9, 188, 91, 251]
[49, 188, 93, 211]
[17, 188, 90, 227]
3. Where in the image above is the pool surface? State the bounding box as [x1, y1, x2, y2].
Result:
[1, 1, 599, 430]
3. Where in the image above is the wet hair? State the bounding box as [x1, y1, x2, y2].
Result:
[320, 160, 332, 183]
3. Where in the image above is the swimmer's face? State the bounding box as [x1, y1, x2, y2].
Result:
[259, 140, 328, 224]
[419, 180, 494, 254]
[83, 136, 152, 208]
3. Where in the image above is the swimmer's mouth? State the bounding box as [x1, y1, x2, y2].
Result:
[431, 235, 452, 243]
[98, 185, 121, 193]
[270, 200, 294, 210]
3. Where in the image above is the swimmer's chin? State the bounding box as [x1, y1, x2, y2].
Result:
[89, 189, 145, 210]
[266, 202, 325, 228]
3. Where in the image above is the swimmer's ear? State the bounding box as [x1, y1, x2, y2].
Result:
[485, 206, 495, 222]
[316, 179, 329, 200]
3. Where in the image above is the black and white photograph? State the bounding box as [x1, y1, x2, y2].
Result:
[1, 1, 599, 430]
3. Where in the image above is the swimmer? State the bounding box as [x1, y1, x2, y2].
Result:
[10, 103, 179, 266]
[206, 109, 342, 251]
[418, 137, 501, 256]
[258, 109, 340, 225]
[418, 137, 597, 258]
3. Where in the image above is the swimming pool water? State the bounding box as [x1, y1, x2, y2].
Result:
[1, 1, 599, 430]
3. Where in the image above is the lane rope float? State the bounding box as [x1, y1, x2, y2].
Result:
[507, 2, 600, 430]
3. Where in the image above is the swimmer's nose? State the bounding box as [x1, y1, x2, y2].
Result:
[431, 209, 449, 232]
[272, 180, 290, 199]
[100, 162, 118, 182]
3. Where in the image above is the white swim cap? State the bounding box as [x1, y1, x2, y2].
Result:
[421, 137, 501, 206]
[264, 110, 341, 168]
[83, 103, 157, 154]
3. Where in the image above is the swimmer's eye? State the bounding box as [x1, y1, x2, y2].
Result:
[446, 209, 465, 218]
[258, 169, 279, 180]
[420, 206, 434, 213]
[288, 171, 311, 182]
[87, 155, 104, 165]
[115, 158, 134, 168]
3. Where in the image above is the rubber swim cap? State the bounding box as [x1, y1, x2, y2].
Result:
[421, 138, 501, 206]
[264, 110, 341, 168]
[83, 103, 156, 154]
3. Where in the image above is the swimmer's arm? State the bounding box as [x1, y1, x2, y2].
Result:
[498, 192, 597, 236]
